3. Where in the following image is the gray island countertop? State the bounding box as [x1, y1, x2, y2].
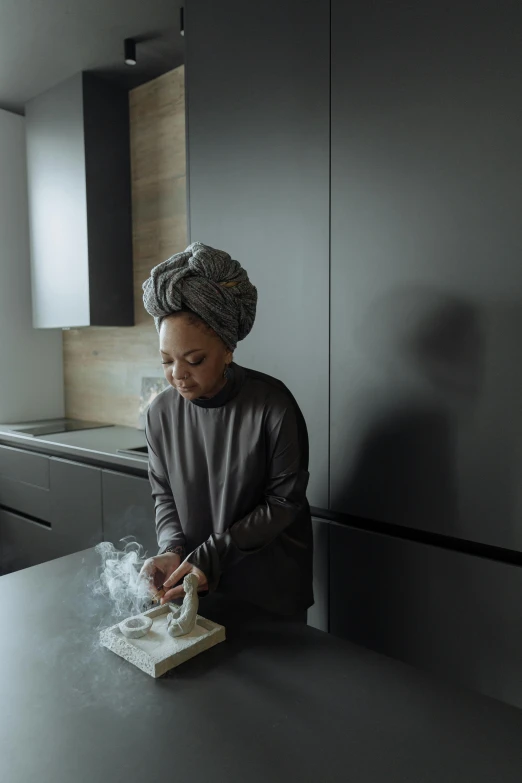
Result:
[1, 548, 521, 783]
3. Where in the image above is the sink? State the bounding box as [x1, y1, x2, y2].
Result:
[117, 445, 148, 458]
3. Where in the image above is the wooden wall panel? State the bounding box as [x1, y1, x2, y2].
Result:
[63, 66, 186, 427]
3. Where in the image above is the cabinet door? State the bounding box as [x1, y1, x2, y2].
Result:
[0, 109, 63, 423]
[329, 523, 522, 709]
[50, 458, 102, 557]
[330, 1, 522, 550]
[25, 73, 133, 328]
[0, 444, 51, 522]
[0, 508, 54, 575]
[186, 0, 330, 506]
[102, 470, 157, 557]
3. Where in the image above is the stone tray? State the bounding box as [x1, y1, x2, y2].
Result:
[100, 603, 226, 678]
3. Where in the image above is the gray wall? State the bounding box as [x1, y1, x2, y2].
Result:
[0, 108, 64, 423]
[185, 0, 330, 506]
[330, 0, 522, 551]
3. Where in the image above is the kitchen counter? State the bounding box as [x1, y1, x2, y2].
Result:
[0, 421, 149, 476]
[1, 548, 521, 783]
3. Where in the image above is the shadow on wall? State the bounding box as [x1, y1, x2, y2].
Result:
[331, 286, 522, 685]
[335, 283, 522, 549]
[333, 284, 486, 540]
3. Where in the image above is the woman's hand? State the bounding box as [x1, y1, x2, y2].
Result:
[161, 561, 208, 604]
[139, 552, 182, 599]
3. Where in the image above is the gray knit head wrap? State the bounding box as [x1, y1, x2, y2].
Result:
[142, 242, 257, 349]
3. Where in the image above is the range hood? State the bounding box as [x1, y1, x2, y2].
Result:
[25, 73, 134, 328]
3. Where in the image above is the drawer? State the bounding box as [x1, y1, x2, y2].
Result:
[0, 444, 50, 488]
[0, 445, 51, 522]
[0, 508, 55, 575]
[330, 523, 522, 709]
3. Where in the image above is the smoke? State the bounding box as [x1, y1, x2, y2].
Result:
[93, 537, 153, 618]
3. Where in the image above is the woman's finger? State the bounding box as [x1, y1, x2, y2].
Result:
[161, 568, 209, 603]
[161, 584, 186, 603]
[163, 560, 190, 590]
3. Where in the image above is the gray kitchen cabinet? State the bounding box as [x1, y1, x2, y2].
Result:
[0, 444, 51, 521]
[329, 522, 522, 709]
[101, 470, 157, 557]
[185, 0, 330, 507]
[0, 508, 54, 574]
[306, 517, 329, 632]
[25, 72, 133, 328]
[330, 1, 522, 551]
[50, 457, 103, 557]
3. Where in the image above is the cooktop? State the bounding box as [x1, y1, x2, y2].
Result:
[14, 419, 114, 437]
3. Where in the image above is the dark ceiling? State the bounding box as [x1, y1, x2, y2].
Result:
[0, 0, 184, 115]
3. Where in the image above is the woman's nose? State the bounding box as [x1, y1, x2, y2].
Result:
[172, 363, 188, 380]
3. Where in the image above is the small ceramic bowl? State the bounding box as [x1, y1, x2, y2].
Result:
[119, 615, 153, 639]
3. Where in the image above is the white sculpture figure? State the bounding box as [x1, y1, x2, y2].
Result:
[167, 573, 199, 637]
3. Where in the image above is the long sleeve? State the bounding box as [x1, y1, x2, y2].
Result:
[188, 405, 309, 590]
[145, 411, 186, 555]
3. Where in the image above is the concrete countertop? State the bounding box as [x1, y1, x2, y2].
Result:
[0, 421, 149, 476]
[1, 547, 521, 783]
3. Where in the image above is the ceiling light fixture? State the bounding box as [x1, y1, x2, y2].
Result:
[124, 38, 137, 66]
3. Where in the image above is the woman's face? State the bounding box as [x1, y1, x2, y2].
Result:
[159, 314, 233, 400]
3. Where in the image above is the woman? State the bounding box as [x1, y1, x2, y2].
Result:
[140, 242, 313, 616]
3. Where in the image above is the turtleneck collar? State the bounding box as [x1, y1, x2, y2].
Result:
[191, 363, 245, 408]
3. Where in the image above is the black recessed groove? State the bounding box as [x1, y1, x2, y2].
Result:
[0, 505, 51, 529]
[310, 507, 522, 568]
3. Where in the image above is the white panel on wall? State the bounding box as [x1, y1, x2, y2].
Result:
[0, 108, 64, 423]
[25, 73, 90, 328]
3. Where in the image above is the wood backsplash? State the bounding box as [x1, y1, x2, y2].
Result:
[63, 67, 187, 427]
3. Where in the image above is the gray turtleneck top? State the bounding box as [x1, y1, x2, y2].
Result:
[145, 363, 313, 615]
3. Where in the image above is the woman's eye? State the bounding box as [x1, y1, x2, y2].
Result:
[161, 357, 204, 367]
